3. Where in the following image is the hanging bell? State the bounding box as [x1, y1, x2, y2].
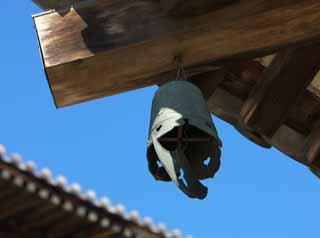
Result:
[147, 80, 222, 199]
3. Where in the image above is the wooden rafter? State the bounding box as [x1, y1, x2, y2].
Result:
[240, 44, 320, 137]
[33, 0, 320, 107]
[191, 59, 320, 171]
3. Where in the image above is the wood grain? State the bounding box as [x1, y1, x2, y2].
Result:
[33, 0, 320, 107]
[197, 59, 320, 168]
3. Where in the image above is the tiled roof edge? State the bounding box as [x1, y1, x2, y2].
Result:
[0, 144, 188, 238]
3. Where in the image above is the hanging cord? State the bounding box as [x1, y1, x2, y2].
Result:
[175, 55, 190, 151]
[175, 55, 188, 81]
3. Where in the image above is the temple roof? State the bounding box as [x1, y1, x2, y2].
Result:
[0, 145, 184, 238]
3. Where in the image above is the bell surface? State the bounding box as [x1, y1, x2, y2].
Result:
[147, 81, 222, 199]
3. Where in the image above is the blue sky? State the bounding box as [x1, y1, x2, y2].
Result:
[1, 1, 319, 237]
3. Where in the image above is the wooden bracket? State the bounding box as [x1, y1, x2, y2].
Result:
[207, 89, 270, 149]
[241, 44, 320, 137]
[305, 121, 320, 168]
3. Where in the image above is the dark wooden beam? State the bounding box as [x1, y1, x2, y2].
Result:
[32, 0, 90, 11]
[0, 194, 45, 221]
[222, 61, 266, 100]
[46, 215, 88, 238]
[208, 87, 272, 149]
[189, 69, 226, 100]
[0, 233, 20, 238]
[240, 44, 320, 137]
[196, 59, 320, 167]
[0, 222, 43, 238]
[286, 89, 320, 135]
[0, 184, 20, 202]
[306, 121, 320, 169]
[192, 61, 271, 148]
[159, 0, 236, 16]
[22, 204, 64, 230]
[208, 87, 310, 165]
[33, 0, 320, 107]
[73, 227, 114, 238]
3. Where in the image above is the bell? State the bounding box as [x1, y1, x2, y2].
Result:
[147, 80, 222, 199]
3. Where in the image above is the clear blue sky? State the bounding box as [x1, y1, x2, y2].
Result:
[1, 1, 319, 237]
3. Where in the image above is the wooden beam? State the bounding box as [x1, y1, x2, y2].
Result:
[0, 222, 43, 238]
[46, 215, 88, 238]
[208, 88, 271, 148]
[222, 61, 265, 100]
[195, 61, 271, 148]
[32, 0, 94, 11]
[33, 0, 59, 10]
[305, 121, 320, 168]
[208, 88, 309, 165]
[0, 192, 35, 220]
[0, 194, 46, 221]
[32, 0, 69, 10]
[72, 226, 115, 238]
[0, 233, 20, 238]
[285, 89, 320, 135]
[241, 44, 320, 137]
[33, 0, 320, 107]
[201, 59, 320, 166]
[212, 60, 320, 138]
[22, 204, 63, 230]
[159, 0, 236, 16]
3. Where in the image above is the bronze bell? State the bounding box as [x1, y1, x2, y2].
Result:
[147, 80, 222, 199]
